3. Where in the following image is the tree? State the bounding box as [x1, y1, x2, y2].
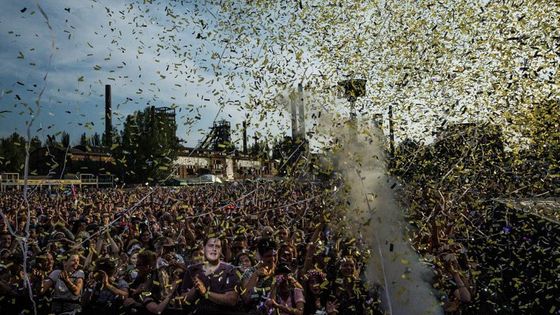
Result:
[0, 133, 42, 174]
[29, 136, 42, 152]
[92, 133, 101, 147]
[510, 100, 560, 195]
[61, 132, 70, 148]
[0, 132, 27, 173]
[515, 100, 560, 162]
[45, 134, 57, 147]
[79, 132, 89, 146]
[118, 106, 179, 183]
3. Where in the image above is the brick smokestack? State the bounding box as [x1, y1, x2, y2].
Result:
[105, 84, 112, 147]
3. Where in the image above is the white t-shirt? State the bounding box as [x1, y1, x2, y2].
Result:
[48, 269, 85, 301]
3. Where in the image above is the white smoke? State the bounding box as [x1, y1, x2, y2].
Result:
[314, 100, 442, 315]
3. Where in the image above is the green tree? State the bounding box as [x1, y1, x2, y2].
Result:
[79, 132, 89, 146]
[0, 132, 27, 173]
[45, 134, 58, 147]
[61, 132, 70, 148]
[0, 133, 42, 173]
[510, 100, 560, 195]
[92, 133, 101, 147]
[118, 106, 179, 183]
[516, 100, 560, 162]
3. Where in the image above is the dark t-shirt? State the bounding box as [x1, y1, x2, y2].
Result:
[128, 271, 163, 315]
[181, 262, 241, 314]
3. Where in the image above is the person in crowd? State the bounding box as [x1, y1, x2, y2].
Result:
[302, 269, 336, 315]
[140, 230, 154, 251]
[123, 250, 178, 315]
[278, 243, 298, 276]
[278, 227, 291, 244]
[235, 249, 256, 274]
[265, 263, 305, 315]
[328, 256, 382, 315]
[28, 251, 57, 314]
[181, 235, 241, 315]
[155, 237, 185, 314]
[230, 234, 249, 261]
[41, 253, 85, 314]
[82, 257, 128, 314]
[0, 255, 29, 314]
[0, 231, 13, 250]
[242, 238, 278, 314]
[440, 251, 472, 314]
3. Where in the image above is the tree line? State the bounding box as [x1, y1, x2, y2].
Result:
[0, 106, 304, 183]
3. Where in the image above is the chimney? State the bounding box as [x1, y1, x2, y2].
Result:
[297, 83, 305, 139]
[242, 120, 248, 155]
[105, 84, 112, 147]
[290, 91, 298, 141]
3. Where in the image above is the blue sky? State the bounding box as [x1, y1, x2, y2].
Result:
[0, 0, 287, 147]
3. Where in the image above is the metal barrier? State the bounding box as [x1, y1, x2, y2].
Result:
[1, 173, 114, 191]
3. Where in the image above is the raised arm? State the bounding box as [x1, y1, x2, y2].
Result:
[145, 281, 178, 314]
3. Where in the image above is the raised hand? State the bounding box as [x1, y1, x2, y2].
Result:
[193, 275, 207, 295]
[97, 270, 109, 287]
[255, 262, 273, 277]
[326, 300, 339, 314]
[59, 271, 70, 284]
[265, 298, 278, 308]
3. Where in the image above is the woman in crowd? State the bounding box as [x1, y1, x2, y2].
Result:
[328, 256, 381, 315]
[0, 255, 29, 314]
[41, 253, 85, 314]
[302, 269, 334, 315]
[265, 267, 305, 315]
[235, 249, 256, 274]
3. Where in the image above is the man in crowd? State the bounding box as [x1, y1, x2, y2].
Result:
[181, 235, 242, 315]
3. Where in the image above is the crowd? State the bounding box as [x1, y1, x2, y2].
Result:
[0, 180, 383, 315]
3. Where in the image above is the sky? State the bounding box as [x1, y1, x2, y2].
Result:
[3, 0, 558, 151]
[0, 0, 288, 148]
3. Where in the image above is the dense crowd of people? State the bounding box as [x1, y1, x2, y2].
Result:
[0, 181, 384, 315]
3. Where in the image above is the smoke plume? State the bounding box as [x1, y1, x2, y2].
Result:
[317, 107, 442, 315]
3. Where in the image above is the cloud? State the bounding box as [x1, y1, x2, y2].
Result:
[0, 0, 256, 146]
